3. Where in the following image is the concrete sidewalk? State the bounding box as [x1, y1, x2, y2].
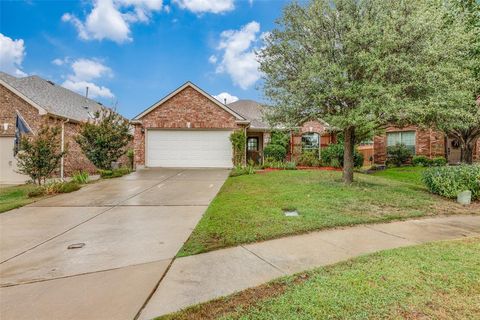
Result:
[139, 214, 480, 319]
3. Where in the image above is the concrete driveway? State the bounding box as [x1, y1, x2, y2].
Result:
[0, 168, 229, 320]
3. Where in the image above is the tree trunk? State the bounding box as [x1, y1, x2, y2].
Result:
[464, 143, 474, 164]
[343, 126, 355, 184]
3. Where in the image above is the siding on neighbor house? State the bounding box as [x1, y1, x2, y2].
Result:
[0, 83, 97, 176]
[373, 125, 480, 164]
[133, 86, 245, 167]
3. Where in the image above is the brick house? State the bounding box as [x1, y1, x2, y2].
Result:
[373, 126, 480, 165]
[0, 72, 105, 184]
[132, 82, 335, 168]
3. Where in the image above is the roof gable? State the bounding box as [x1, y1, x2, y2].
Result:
[133, 81, 247, 121]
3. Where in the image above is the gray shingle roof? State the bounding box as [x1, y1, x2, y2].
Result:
[227, 99, 270, 129]
[0, 72, 105, 122]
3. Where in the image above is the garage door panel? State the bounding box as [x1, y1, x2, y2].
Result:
[147, 130, 233, 168]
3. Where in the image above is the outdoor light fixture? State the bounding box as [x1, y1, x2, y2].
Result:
[3, 123, 8, 131]
[141, 127, 145, 134]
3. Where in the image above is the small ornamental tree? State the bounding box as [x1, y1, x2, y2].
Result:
[230, 130, 246, 166]
[76, 110, 132, 170]
[16, 126, 66, 185]
[259, 0, 473, 183]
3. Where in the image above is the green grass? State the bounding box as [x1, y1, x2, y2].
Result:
[179, 169, 477, 257]
[370, 166, 426, 186]
[163, 238, 480, 320]
[0, 184, 45, 213]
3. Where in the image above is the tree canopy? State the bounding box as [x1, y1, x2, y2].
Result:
[259, 0, 475, 182]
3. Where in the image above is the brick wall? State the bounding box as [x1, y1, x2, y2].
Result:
[374, 126, 447, 164]
[1, 84, 97, 176]
[289, 120, 335, 160]
[134, 86, 244, 166]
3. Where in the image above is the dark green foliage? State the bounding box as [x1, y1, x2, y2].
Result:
[270, 131, 290, 148]
[229, 131, 246, 166]
[423, 165, 480, 199]
[99, 167, 131, 179]
[387, 144, 412, 167]
[57, 181, 81, 193]
[321, 143, 364, 168]
[76, 110, 132, 170]
[263, 158, 297, 170]
[72, 170, 89, 184]
[27, 186, 45, 198]
[264, 144, 287, 161]
[126, 149, 134, 169]
[230, 165, 255, 177]
[297, 150, 321, 167]
[16, 126, 67, 185]
[413, 156, 447, 167]
[431, 157, 447, 167]
[412, 156, 432, 167]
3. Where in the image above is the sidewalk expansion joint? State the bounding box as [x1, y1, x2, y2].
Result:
[240, 246, 286, 275]
[0, 258, 172, 288]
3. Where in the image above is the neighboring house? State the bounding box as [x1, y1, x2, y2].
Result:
[0, 72, 104, 184]
[373, 126, 480, 165]
[132, 81, 335, 168]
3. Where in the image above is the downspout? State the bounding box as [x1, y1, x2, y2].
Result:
[61, 119, 69, 181]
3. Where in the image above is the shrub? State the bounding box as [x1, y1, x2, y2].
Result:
[270, 131, 290, 148]
[27, 186, 45, 198]
[16, 126, 67, 185]
[387, 143, 412, 167]
[431, 157, 447, 167]
[126, 149, 134, 169]
[423, 165, 480, 200]
[264, 144, 287, 161]
[297, 151, 321, 167]
[263, 158, 297, 170]
[57, 181, 81, 193]
[76, 110, 132, 170]
[412, 155, 432, 167]
[230, 131, 246, 166]
[321, 143, 364, 168]
[230, 165, 255, 177]
[99, 167, 131, 179]
[72, 170, 89, 184]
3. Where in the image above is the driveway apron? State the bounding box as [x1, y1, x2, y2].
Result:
[0, 168, 230, 320]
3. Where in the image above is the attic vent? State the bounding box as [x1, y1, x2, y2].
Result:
[46, 80, 55, 86]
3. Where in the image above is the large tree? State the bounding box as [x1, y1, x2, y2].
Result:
[435, 0, 480, 164]
[259, 0, 472, 183]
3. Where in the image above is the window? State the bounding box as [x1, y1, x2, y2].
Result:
[302, 133, 319, 151]
[387, 131, 416, 154]
[247, 137, 259, 151]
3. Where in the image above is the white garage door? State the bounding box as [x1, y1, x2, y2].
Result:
[0, 137, 29, 184]
[147, 130, 233, 168]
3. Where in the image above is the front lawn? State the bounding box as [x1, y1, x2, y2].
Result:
[164, 237, 480, 320]
[370, 166, 426, 186]
[179, 169, 478, 256]
[0, 184, 46, 213]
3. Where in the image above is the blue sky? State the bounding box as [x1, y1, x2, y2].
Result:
[0, 0, 290, 118]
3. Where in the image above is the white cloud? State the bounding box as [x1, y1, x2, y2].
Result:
[62, 0, 163, 43]
[58, 58, 114, 99]
[62, 79, 114, 99]
[70, 58, 112, 81]
[214, 21, 262, 90]
[173, 0, 234, 14]
[213, 92, 239, 104]
[52, 57, 71, 66]
[208, 55, 217, 64]
[0, 33, 27, 76]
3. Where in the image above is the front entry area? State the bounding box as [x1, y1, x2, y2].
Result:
[446, 137, 462, 164]
[146, 129, 234, 168]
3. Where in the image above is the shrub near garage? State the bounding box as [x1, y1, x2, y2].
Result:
[423, 165, 480, 200]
